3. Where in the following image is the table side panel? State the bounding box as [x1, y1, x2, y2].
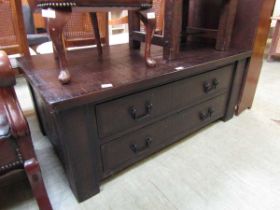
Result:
[45, 105, 102, 202]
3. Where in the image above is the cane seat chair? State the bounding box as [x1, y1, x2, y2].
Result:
[0, 0, 29, 56]
[63, 12, 108, 48]
[140, 0, 165, 35]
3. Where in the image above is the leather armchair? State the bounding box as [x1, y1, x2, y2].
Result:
[0, 51, 52, 210]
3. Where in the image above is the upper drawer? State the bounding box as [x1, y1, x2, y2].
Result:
[96, 64, 234, 138]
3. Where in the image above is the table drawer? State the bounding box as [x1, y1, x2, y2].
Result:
[97, 64, 233, 138]
[101, 94, 228, 173]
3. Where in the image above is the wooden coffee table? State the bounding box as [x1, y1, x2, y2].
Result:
[36, 0, 157, 84]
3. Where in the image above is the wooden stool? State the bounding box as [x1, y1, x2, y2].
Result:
[35, 0, 157, 84]
[130, 0, 239, 61]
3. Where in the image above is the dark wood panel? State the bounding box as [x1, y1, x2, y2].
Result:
[55, 106, 102, 202]
[224, 58, 249, 120]
[231, 0, 263, 50]
[187, 0, 223, 30]
[237, 0, 276, 113]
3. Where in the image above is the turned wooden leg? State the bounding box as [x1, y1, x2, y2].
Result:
[137, 9, 157, 67]
[47, 10, 71, 84]
[24, 158, 52, 210]
[90, 12, 103, 56]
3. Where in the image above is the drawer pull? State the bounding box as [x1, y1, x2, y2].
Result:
[129, 102, 152, 121]
[203, 79, 219, 93]
[199, 107, 214, 121]
[130, 137, 152, 154]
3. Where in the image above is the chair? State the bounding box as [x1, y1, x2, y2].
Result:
[130, 0, 238, 61]
[128, 0, 168, 57]
[151, 0, 165, 35]
[26, 0, 108, 48]
[0, 0, 30, 56]
[63, 12, 109, 48]
[183, 0, 239, 51]
[0, 51, 52, 210]
[22, 4, 50, 47]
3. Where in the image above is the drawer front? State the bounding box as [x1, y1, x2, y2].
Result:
[101, 94, 228, 173]
[97, 65, 234, 138]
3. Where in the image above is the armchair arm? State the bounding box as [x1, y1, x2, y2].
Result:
[0, 51, 29, 138]
[0, 89, 30, 138]
[0, 51, 16, 88]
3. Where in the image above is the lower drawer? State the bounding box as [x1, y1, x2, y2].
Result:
[101, 94, 228, 173]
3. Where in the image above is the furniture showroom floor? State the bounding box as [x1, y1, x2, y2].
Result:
[1, 59, 280, 210]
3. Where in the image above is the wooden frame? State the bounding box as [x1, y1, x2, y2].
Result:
[129, 0, 238, 60]
[0, 0, 30, 56]
[0, 50, 51, 210]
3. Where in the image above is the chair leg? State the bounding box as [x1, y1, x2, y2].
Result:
[47, 10, 71, 84]
[137, 9, 157, 67]
[90, 12, 103, 56]
[24, 158, 52, 210]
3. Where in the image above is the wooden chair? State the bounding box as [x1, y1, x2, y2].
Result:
[26, 0, 109, 48]
[130, 0, 238, 61]
[0, 0, 30, 56]
[63, 12, 108, 48]
[139, 0, 165, 35]
[0, 50, 52, 210]
[183, 0, 239, 51]
[268, 16, 280, 61]
[129, 0, 165, 38]
[152, 0, 165, 34]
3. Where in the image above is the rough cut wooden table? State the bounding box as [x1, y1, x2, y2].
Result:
[35, 0, 157, 84]
[18, 44, 251, 202]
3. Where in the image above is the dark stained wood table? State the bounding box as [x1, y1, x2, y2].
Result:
[18, 44, 251, 202]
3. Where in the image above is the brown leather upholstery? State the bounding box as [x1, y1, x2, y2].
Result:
[0, 137, 22, 176]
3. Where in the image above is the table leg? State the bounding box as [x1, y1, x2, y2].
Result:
[137, 9, 157, 67]
[47, 10, 71, 84]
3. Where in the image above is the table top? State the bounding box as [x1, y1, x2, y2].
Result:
[17, 44, 251, 111]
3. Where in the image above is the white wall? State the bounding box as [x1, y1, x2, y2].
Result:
[273, 0, 280, 16]
[272, 0, 280, 26]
